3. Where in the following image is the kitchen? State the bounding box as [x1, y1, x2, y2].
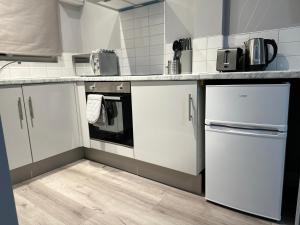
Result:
[0, 0, 300, 225]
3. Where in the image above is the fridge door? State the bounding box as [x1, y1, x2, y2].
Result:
[205, 84, 290, 131]
[205, 125, 287, 221]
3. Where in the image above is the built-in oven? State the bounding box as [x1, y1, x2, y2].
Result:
[85, 82, 133, 147]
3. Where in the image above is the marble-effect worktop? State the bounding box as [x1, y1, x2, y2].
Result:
[0, 70, 300, 85]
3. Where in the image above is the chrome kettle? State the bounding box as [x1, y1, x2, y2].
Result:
[244, 38, 278, 71]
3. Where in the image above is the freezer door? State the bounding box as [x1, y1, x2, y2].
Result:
[205, 84, 290, 131]
[205, 125, 287, 221]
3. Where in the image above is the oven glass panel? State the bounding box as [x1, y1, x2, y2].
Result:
[87, 93, 133, 147]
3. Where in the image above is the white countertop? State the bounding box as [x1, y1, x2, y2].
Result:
[0, 70, 299, 85]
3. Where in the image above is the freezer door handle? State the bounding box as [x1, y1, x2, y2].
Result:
[205, 125, 287, 139]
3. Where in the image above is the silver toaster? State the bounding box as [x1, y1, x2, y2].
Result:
[90, 49, 119, 76]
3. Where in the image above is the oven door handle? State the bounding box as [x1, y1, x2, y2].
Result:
[103, 96, 121, 101]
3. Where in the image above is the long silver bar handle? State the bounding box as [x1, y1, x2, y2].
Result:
[17, 97, 24, 129]
[28, 97, 34, 127]
[103, 96, 121, 101]
[188, 94, 192, 121]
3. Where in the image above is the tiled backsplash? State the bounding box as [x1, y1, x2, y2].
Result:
[118, 2, 165, 75]
[1, 24, 300, 79]
[0, 53, 75, 79]
[226, 26, 300, 71]
[166, 35, 224, 74]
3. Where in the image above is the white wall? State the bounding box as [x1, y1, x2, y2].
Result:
[80, 1, 121, 53]
[165, 0, 224, 43]
[59, 3, 82, 53]
[59, 1, 121, 53]
[226, 0, 300, 35]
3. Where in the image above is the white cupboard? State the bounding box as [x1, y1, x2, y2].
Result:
[0, 83, 81, 169]
[131, 81, 204, 175]
[0, 86, 32, 170]
[22, 83, 81, 162]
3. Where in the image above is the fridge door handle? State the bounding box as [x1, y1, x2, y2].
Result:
[205, 125, 287, 139]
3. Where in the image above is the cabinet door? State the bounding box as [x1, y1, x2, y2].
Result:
[0, 86, 32, 169]
[23, 83, 80, 162]
[132, 81, 200, 175]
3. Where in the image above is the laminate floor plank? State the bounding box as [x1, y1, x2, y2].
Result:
[13, 160, 291, 225]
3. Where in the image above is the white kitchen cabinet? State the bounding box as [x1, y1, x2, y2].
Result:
[0, 86, 33, 170]
[131, 81, 204, 175]
[22, 83, 80, 162]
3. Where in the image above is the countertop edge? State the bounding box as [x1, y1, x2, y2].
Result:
[0, 71, 300, 85]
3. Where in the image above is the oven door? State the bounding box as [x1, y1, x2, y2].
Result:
[87, 93, 133, 147]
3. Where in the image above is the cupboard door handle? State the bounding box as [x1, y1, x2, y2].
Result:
[17, 97, 24, 129]
[188, 94, 192, 121]
[28, 97, 34, 127]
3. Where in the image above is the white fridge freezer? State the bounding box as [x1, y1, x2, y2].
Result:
[205, 84, 290, 221]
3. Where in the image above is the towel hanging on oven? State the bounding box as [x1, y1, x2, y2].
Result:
[86, 94, 107, 125]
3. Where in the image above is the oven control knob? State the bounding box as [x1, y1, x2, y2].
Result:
[89, 84, 96, 91]
[117, 83, 124, 91]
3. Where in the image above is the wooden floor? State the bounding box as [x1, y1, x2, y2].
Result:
[13, 160, 291, 225]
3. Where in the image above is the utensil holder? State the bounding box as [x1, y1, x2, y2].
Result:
[181, 50, 192, 74]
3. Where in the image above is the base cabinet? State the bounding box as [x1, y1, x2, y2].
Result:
[131, 81, 204, 175]
[23, 83, 81, 162]
[0, 86, 32, 170]
[0, 83, 80, 169]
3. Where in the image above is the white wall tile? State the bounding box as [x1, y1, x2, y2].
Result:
[134, 37, 149, 47]
[207, 35, 223, 49]
[165, 43, 173, 55]
[30, 67, 47, 77]
[120, 10, 134, 21]
[135, 47, 149, 57]
[150, 64, 163, 74]
[134, 6, 149, 18]
[193, 61, 207, 73]
[149, 2, 164, 16]
[150, 55, 164, 65]
[193, 50, 207, 62]
[192, 38, 207, 50]
[135, 56, 149, 66]
[134, 17, 149, 28]
[136, 65, 150, 75]
[123, 29, 135, 40]
[278, 42, 300, 56]
[207, 60, 217, 73]
[10, 67, 31, 77]
[227, 33, 249, 48]
[277, 56, 300, 71]
[150, 34, 164, 46]
[134, 27, 149, 38]
[121, 20, 134, 30]
[149, 14, 164, 26]
[249, 29, 279, 42]
[122, 48, 135, 58]
[150, 45, 164, 56]
[279, 27, 300, 43]
[149, 24, 164, 36]
[207, 49, 218, 61]
[121, 38, 135, 49]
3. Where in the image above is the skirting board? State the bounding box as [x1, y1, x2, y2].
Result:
[10, 148, 85, 185]
[10, 147, 203, 196]
[85, 148, 203, 195]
